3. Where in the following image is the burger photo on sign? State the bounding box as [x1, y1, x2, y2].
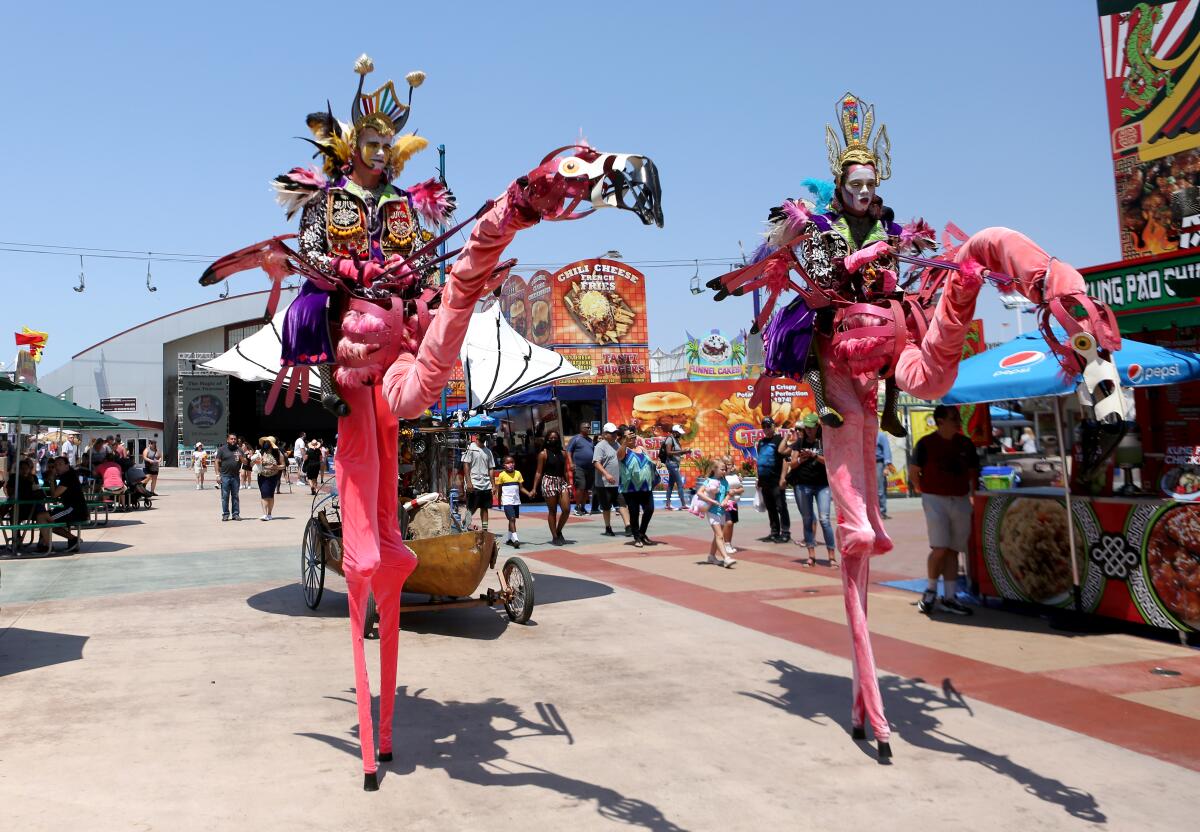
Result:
[631, 391, 697, 439]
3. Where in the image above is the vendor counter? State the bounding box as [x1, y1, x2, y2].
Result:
[971, 487, 1200, 633]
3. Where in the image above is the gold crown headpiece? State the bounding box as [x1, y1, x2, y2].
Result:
[824, 92, 891, 184]
[350, 53, 425, 135]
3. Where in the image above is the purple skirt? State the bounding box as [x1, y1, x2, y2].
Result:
[763, 297, 815, 379]
[281, 280, 335, 367]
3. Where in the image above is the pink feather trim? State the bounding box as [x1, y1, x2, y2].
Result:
[285, 166, 327, 188]
[339, 308, 391, 335]
[408, 177, 456, 226]
[954, 258, 984, 292]
[335, 365, 383, 387]
[900, 217, 936, 251]
[831, 333, 891, 375]
[781, 200, 811, 237]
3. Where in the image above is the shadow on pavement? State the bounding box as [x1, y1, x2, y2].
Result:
[299, 686, 687, 831]
[79, 540, 134, 554]
[245, 573, 613, 642]
[0, 627, 88, 677]
[742, 660, 1106, 823]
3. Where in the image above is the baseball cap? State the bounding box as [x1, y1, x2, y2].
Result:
[761, 417, 775, 429]
[602, 422, 618, 433]
[802, 413, 819, 428]
[671, 424, 685, 435]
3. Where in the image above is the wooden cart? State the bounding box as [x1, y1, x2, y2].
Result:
[300, 488, 534, 636]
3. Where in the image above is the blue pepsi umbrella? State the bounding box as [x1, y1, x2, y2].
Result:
[943, 330, 1200, 405]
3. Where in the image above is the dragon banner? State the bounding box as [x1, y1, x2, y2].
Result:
[1098, 1, 1200, 259]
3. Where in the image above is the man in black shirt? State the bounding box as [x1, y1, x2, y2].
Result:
[216, 433, 244, 521]
[48, 456, 87, 553]
[756, 418, 790, 542]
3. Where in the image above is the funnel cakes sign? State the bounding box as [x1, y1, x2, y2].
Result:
[549, 258, 650, 384]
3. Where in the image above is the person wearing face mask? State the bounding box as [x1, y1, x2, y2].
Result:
[531, 431, 574, 546]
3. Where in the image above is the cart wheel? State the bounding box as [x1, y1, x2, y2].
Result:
[364, 592, 378, 640]
[502, 557, 535, 624]
[301, 518, 326, 610]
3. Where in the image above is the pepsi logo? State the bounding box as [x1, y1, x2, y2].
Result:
[1127, 363, 1142, 382]
[998, 350, 1046, 369]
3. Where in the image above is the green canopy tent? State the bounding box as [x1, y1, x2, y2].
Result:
[1, 383, 140, 539]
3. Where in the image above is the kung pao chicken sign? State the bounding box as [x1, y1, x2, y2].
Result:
[1097, 1, 1200, 259]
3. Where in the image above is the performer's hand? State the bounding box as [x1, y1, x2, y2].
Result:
[844, 241, 892, 274]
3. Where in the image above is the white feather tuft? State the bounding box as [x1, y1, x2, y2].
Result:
[354, 54, 374, 75]
[405, 70, 426, 88]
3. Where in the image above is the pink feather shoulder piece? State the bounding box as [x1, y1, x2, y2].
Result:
[407, 178, 457, 227]
[271, 166, 329, 219]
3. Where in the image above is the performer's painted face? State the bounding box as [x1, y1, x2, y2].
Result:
[841, 164, 876, 215]
[357, 127, 393, 173]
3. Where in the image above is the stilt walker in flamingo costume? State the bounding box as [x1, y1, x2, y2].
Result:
[201, 56, 663, 790]
[711, 93, 1127, 759]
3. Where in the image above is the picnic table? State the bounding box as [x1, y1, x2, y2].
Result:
[0, 498, 88, 554]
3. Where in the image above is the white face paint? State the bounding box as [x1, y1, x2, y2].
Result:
[841, 164, 877, 215]
[356, 127, 392, 173]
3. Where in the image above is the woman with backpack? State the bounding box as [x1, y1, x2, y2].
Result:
[254, 436, 285, 520]
[693, 459, 736, 568]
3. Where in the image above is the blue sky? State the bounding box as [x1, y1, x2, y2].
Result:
[2, 1, 1116, 371]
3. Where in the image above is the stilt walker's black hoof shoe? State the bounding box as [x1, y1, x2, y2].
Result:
[851, 726, 867, 740]
[877, 741, 893, 760]
[378, 751, 393, 762]
[363, 772, 379, 791]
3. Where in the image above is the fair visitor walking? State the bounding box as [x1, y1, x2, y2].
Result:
[721, 454, 745, 555]
[304, 439, 323, 494]
[876, 430, 893, 519]
[141, 439, 161, 495]
[756, 417, 790, 543]
[566, 427, 595, 517]
[659, 424, 689, 510]
[193, 442, 210, 491]
[696, 460, 735, 567]
[532, 430, 574, 545]
[293, 432, 307, 482]
[617, 432, 659, 548]
[254, 436, 285, 521]
[216, 432, 243, 521]
[786, 415, 837, 567]
[493, 455, 531, 548]
[911, 405, 978, 616]
[592, 423, 630, 537]
[239, 439, 254, 489]
[63, 435, 77, 468]
[461, 432, 496, 534]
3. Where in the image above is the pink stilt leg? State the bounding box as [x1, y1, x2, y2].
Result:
[842, 553, 889, 740]
[335, 382, 384, 578]
[344, 568, 377, 774]
[822, 365, 876, 558]
[859, 394, 892, 555]
[373, 564, 405, 758]
[368, 382, 416, 759]
[334, 381, 394, 774]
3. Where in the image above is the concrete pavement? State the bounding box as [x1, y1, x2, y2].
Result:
[1, 469, 1197, 831]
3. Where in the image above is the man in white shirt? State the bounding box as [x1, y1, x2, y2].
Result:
[63, 436, 78, 467]
[461, 433, 496, 533]
[293, 433, 307, 483]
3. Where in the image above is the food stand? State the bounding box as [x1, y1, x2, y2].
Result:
[944, 330, 1200, 634]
